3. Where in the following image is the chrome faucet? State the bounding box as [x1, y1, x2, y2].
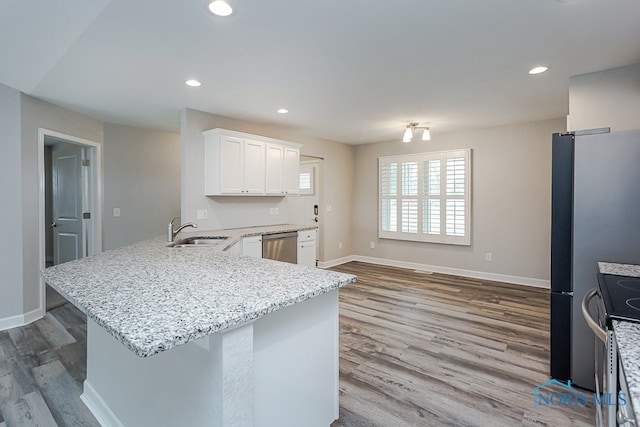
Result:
[168, 216, 197, 242]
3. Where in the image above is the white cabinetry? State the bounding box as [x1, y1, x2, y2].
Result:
[265, 144, 300, 195]
[204, 128, 301, 197]
[204, 133, 265, 195]
[241, 235, 263, 258]
[265, 143, 284, 194]
[283, 147, 300, 195]
[297, 229, 317, 267]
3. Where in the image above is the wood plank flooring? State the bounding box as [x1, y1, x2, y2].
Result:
[0, 303, 99, 427]
[329, 262, 594, 427]
[0, 262, 594, 426]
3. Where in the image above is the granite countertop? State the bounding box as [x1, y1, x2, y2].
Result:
[43, 224, 355, 358]
[599, 262, 640, 277]
[598, 262, 640, 418]
[613, 320, 640, 418]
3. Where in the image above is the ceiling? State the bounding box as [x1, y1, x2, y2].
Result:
[1, 0, 640, 145]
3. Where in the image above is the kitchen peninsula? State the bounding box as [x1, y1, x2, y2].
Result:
[42, 225, 356, 427]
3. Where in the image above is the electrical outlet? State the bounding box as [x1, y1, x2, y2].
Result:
[370, 241, 375, 249]
[485, 252, 493, 262]
[326, 205, 332, 212]
[269, 208, 275, 215]
[113, 207, 121, 217]
[197, 209, 208, 220]
[275, 207, 280, 215]
[338, 241, 343, 249]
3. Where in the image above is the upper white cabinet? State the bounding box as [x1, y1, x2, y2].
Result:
[204, 129, 301, 196]
[283, 147, 300, 195]
[265, 143, 284, 194]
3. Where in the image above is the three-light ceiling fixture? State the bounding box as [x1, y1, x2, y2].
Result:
[402, 123, 431, 142]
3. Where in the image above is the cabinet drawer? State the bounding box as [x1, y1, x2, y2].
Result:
[298, 230, 316, 242]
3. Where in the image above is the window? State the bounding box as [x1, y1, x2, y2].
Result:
[379, 149, 471, 245]
[299, 164, 315, 195]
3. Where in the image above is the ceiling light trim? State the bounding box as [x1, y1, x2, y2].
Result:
[207, 0, 233, 17]
[528, 66, 548, 75]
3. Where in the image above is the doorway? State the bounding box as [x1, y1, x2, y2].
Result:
[289, 158, 322, 263]
[39, 129, 102, 312]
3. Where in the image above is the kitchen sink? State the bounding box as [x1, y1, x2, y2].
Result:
[168, 236, 228, 248]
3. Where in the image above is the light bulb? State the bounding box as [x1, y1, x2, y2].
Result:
[403, 127, 413, 143]
[422, 128, 431, 141]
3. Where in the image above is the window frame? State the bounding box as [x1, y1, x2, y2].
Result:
[378, 149, 471, 246]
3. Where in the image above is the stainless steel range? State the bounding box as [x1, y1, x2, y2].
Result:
[599, 275, 640, 325]
[583, 274, 640, 426]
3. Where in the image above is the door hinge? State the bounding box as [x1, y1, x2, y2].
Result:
[83, 212, 91, 219]
[82, 159, 90, 167]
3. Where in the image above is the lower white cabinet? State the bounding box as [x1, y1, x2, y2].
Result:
[297, 230, 317, 267]
[241, 235, 263, 258]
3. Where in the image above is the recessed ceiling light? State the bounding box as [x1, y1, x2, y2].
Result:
[277, 108, 289, 114]
[185, 79, 202, 87]
[529, 66, 548, 75]
[208, 0, 233, 17]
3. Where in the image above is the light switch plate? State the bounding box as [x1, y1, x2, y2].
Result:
[197, 209, 208, 220]
[113, 207, 121, 217]
[326, 205, 332, 212]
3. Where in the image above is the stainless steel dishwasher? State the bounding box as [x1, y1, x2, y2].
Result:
[262, 231, 298, 264]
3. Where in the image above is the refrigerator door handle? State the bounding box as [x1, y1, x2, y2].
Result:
[582, 287, 606, 343]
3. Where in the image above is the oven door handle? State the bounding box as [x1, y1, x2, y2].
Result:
[582, 287, 607, 343]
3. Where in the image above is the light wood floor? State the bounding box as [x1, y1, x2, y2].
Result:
[0, 262, 594, 426]
[330, 262, 594, 427]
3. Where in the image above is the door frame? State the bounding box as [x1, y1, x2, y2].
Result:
[38, 128, 103, 312]
[299, 158, 323, 261]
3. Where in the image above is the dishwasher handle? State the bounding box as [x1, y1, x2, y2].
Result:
[262, 231, 298, 241]
[582, 287, 607, 343]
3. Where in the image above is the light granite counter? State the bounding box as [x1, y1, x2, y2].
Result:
[599, 262, 640, 419]
[43, 224, 355, 358]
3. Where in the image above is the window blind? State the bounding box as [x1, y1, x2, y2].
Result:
[379, 149, 471, 245]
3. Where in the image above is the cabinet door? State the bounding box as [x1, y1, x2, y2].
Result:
[265, 143, 284, 194]
[283, 148, 300, 195]
[219, 136, 244, 194]
[243, 139, 265, 194]
[241, 235, 263, 258]
[297, 241, 316, 267]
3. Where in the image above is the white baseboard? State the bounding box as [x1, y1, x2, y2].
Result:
[0, 306, 44, 331]
[317, 255, 356, 269]
[319, 255, 550, 289]
[81, 380, 125, 427]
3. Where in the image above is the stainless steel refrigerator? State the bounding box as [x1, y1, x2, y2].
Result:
[550, 128, 640, 390]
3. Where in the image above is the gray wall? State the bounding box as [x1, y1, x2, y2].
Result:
[1, 91, 181, 325]
[20, 94, 105, 314]
[569, 62, 640, 132]
[103, 123, 181, 250]
[0, 83, 24, 320]
[352, 118, 566, 282]
[181, 108, 354, 262]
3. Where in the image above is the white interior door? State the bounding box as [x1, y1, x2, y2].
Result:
[289, 161, 321, 259]
[52, 146, 84, 265]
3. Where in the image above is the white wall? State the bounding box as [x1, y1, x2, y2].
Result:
[569, 62, 640, 132]
[102, 123, 181, 250]
[0, 83, 24, 322]
[352, 118, 566, 284]
[181, 108, 354, 262]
